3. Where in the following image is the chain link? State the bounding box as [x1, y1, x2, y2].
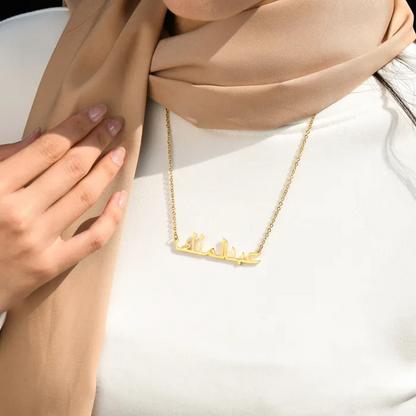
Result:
[256, 113, 316, 254]
[166, 108, 316, 255]
[166, 108, 178, 241]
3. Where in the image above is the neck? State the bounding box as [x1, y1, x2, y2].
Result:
[171, 0, 276, 35]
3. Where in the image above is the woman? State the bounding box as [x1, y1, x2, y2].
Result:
[0, 0, 416, 415]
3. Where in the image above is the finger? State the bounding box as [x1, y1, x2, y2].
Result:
[41, 146, 126, 238]
[0, 128, 41, 162]
[24, 116, 124, 216]
[0, 104, 108, 194]
[52, 190, 127, 271]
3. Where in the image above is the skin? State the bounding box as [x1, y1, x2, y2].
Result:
[166, 0, 277, 35]
[0, 106, 126, 312]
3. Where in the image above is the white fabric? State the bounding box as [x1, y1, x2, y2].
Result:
[0, 312, 6, 329]
[2, 8, 416, 416]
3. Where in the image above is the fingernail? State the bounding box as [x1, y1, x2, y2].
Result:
[22, 127, 41, 142]
[118, 190, 127, 208]
[107, 117, 124, 137]
[88, 105, 107, 122]
[111, 146, 126, 166]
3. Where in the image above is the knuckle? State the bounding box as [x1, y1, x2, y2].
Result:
[38, 135, 61, 163]
[30, 255, 55, 279]
[75, 186, 97, 209]
[64, 154, 89, 178]
[5, 208, 30, 232]
[71, 118, 88, 138]
[18, 233, 39, 254]
[102, 158, 118, 178]
[94, 127, 110, 149]
[88, 232, 107, 254]
[108, 209, 121, 227]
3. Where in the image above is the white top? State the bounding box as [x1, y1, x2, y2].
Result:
[1, 8, 416, 416]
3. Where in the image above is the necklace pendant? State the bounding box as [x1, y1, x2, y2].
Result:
[174, 233, 260, 265]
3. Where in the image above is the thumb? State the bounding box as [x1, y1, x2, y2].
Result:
[0, 127, 42, 162]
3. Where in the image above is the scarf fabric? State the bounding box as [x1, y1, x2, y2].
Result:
[0, 0, 414, 414]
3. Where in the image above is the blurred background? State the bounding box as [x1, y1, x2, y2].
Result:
[1, 1, 416, 25]
[1, 1, 61, 21]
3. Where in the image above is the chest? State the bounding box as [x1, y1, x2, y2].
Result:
[92, 98, 416, 415]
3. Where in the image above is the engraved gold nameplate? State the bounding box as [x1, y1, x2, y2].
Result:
[174, 233, 260, 265]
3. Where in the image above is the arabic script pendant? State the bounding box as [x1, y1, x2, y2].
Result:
[174, 233, 260, 265]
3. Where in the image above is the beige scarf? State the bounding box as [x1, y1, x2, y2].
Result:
[0, 0, 414, 414]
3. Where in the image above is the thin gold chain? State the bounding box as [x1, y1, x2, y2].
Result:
[256, 113, 316, 254]
[166, 108, 179, 242]
[165, 108, 316, 255]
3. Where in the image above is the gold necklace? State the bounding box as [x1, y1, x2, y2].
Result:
[165, 109, 316, 265]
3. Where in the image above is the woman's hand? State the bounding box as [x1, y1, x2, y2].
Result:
[0, 105, 127, 313]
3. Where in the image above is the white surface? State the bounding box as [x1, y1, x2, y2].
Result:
[1, 8, 416, 416]
[0, 312, 6, 330]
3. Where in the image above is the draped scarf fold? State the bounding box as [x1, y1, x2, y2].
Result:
[0, 0, 414, 414]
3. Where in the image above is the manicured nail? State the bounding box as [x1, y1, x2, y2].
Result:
[118, 190, 127, 208]
[107, 117, 124, 137]
[88, 105, 107, 122]
[111, 146, 126, 166]
[22, 127, 41, 142]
